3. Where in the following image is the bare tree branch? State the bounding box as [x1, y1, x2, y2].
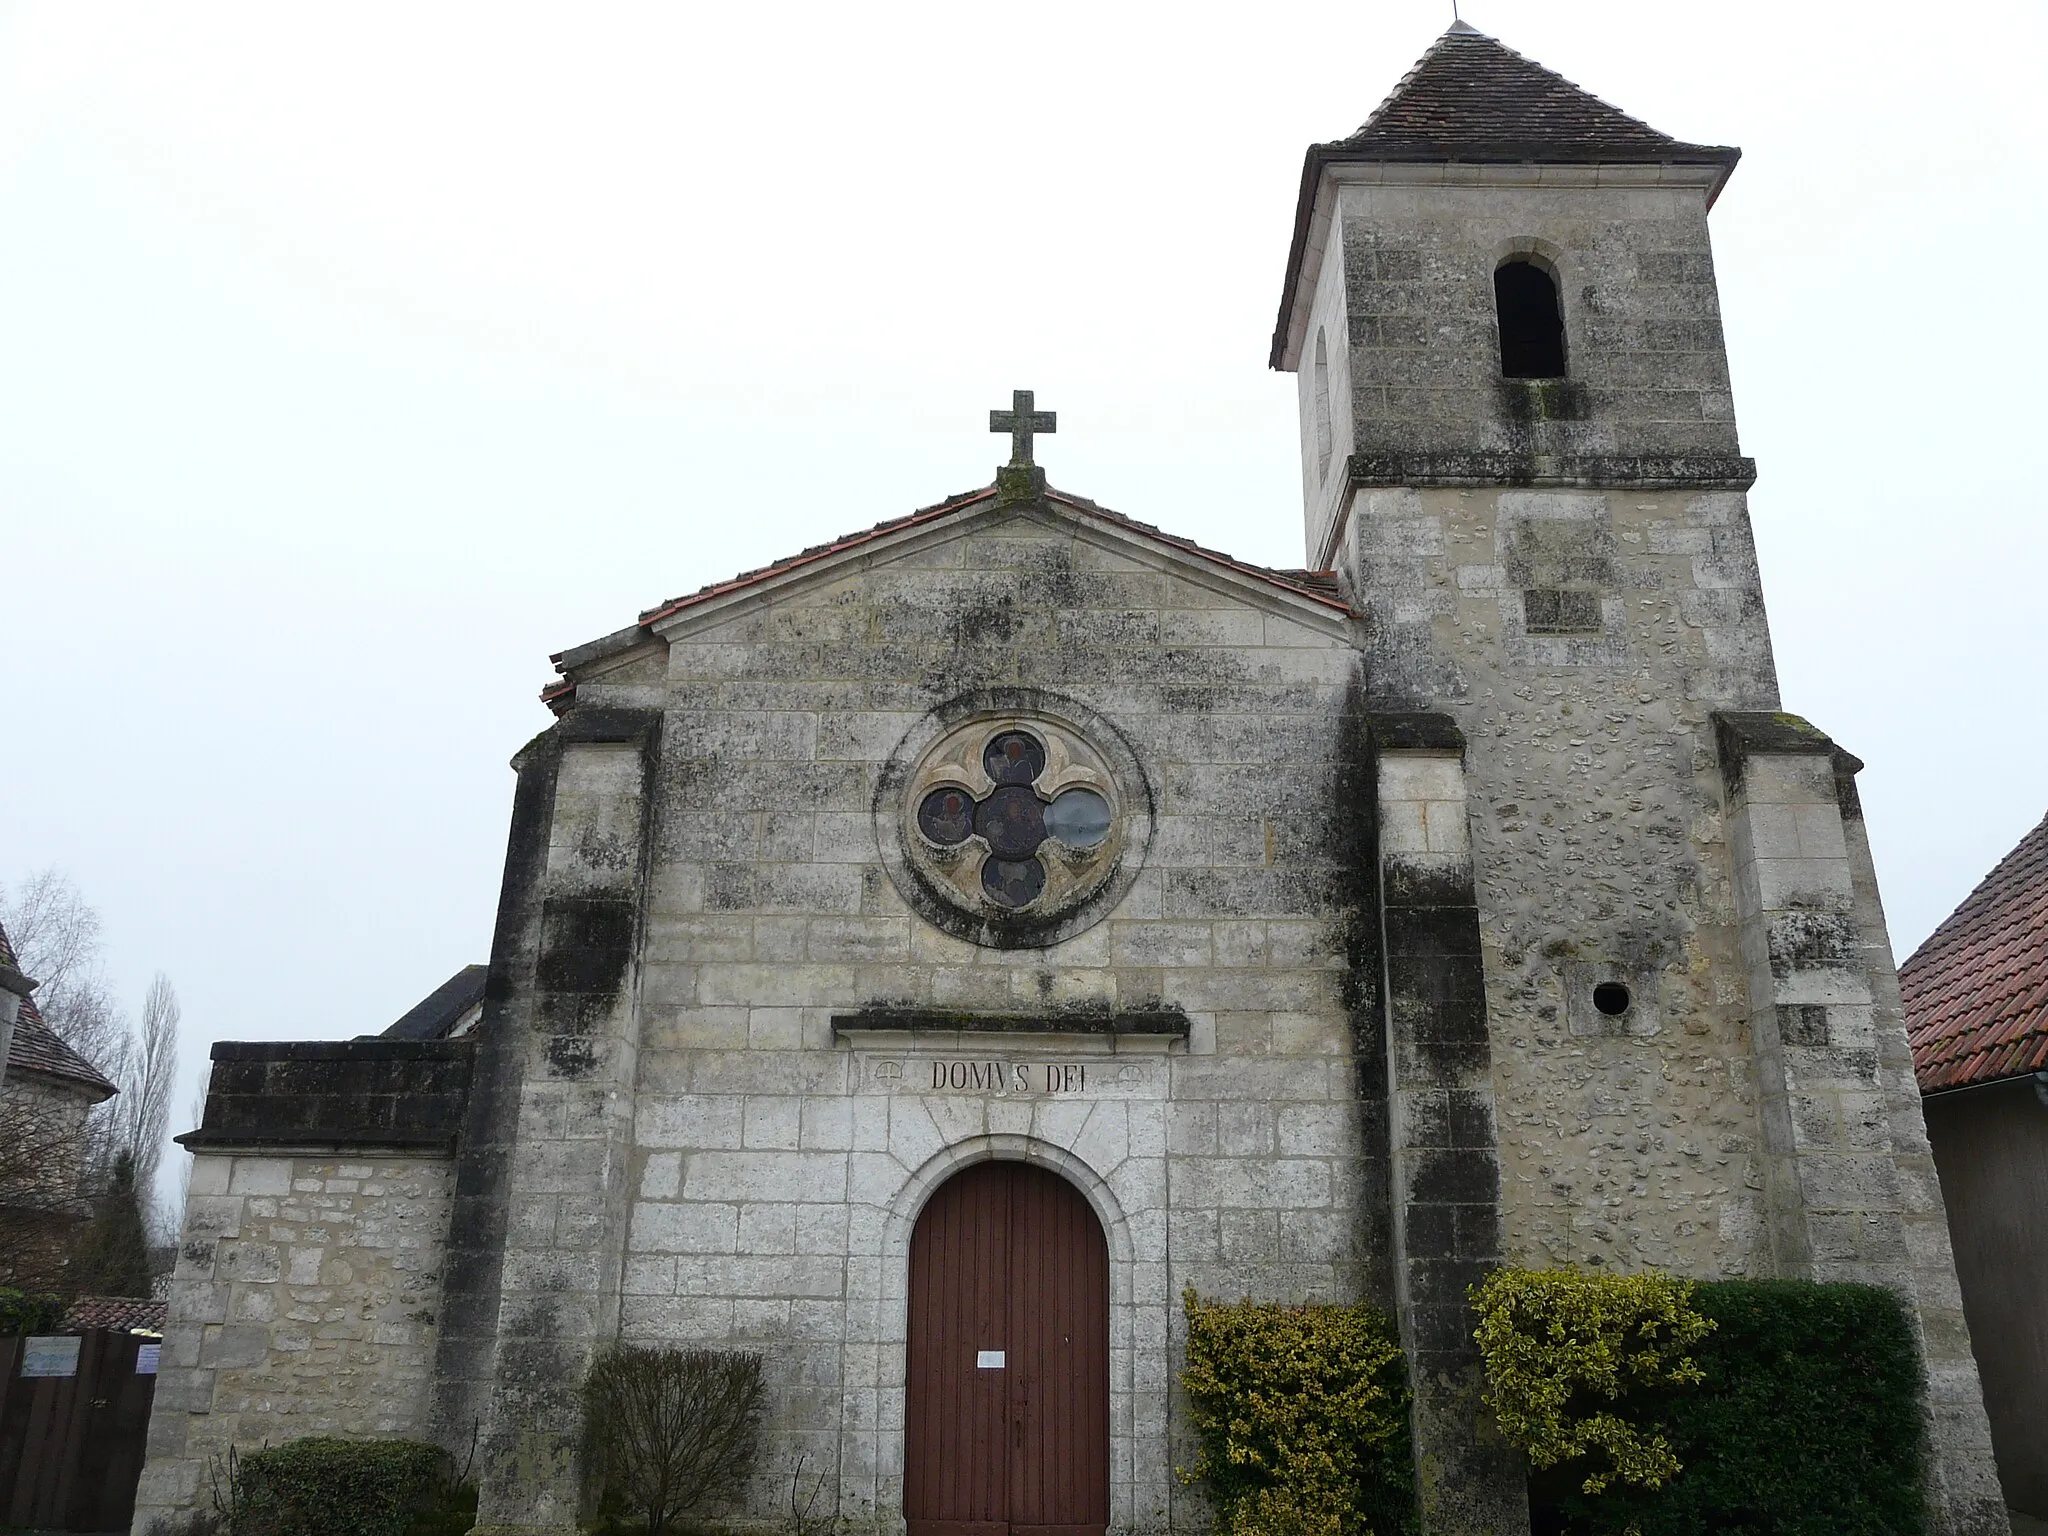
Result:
[1, 868, 128, 1074]
[119, 972, 179, 1202]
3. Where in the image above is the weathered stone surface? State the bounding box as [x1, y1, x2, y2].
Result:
[132, 1153, 454, 1532]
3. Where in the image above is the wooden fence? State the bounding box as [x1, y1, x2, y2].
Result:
[0, 1328, 158, 1531]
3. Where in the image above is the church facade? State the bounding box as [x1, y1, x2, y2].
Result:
[137, 25, 2009, 1536]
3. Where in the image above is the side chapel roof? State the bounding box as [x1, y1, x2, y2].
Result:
[379, 964, 489, 1041]
[1903, 812, 2048, 1093]
[1271, 22, 1741, 367]
[0, 920, 119, 1100]
[542, 485, 1347, 710]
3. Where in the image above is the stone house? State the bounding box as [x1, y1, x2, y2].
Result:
[1905, 812, 2048, 1521]
[137, 23, 2009, 1536]
[0, 919, 120, 1290]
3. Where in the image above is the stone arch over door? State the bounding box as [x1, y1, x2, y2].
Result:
[838, 1131, 1160, 1536]
[904, 1160, 1109, 1536]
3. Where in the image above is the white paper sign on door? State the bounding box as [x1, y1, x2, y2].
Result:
[975, 1350, 1005, 1369]
[22, 1336, 81, 1377]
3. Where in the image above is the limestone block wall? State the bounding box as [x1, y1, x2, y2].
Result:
[1331, 176, 1744, 464]
[529, 509, 1380, 1536]
[1340, 483, 1778, 1279]
[132, 1152, 454, 1532]
[1718, 722, 2007, 1536]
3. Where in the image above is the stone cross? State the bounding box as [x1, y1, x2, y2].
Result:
[990, 390, 1056, 468]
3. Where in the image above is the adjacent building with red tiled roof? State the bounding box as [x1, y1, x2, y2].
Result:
[1904, 814, 2048, 1518]
[1904, 812, 2048, 1091]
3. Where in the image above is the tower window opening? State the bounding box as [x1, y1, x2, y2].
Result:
[1495, 259, 1566, 378]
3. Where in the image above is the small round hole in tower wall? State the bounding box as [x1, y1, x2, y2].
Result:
[1592, 982, 1632, 1017]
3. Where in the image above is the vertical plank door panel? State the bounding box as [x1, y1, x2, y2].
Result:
[1007, 1165, 1109, 1536]
[906, 1160, 1011, 1536]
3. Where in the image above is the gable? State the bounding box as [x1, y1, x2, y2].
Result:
[544, 488, 1350, 710]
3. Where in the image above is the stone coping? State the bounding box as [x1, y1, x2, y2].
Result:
[831, 1008, 1191, 1039]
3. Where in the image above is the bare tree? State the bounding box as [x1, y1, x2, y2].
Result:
[114, 973, 179, 1202]
[582, 1347, 767, 1536]
[1, 868, 127, 1075]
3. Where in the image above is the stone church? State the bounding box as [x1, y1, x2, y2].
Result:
[137, 23, 2009, 1536]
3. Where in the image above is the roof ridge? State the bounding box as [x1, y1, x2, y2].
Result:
[541, 487, 1353, 710]
[1345, 26, 1461, 144]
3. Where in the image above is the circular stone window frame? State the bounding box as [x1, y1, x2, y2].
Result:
[876, 688, 1155, 950]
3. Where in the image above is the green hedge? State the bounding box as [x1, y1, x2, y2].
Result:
[228, 1438, 474, 1536]
[1178, 1289, 1417, 1536]
[0, 1287, 66, 1335]
[1506, 1278, 1926, 1536]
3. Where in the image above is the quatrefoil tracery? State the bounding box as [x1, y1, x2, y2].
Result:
[911, 728, 1115, 910]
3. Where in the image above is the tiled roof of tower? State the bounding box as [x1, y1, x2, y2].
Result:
[1332, 22, 1737, 164]
[1902, 812, 2048, 1092]
[541, 485, 1350, 709]
[1271, 24, 1739, 368]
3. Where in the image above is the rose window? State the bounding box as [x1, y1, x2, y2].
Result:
[903, 721, 1123, 916]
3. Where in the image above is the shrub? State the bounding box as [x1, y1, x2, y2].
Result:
[1545, 1280, 1926, 1536]
[581, 1345, 767, 1536]
[228, 1438, 472, 1536]
[1475, 1271, 1929, 1536]
[0, 1286, 65, 1335]
[1471, 1267, 1713, 1495]
[1178, 1288, 1416, 1536]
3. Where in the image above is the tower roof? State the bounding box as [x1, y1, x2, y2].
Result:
[1271, 24, 1741, 368]
[1332, 22, 1738, 166]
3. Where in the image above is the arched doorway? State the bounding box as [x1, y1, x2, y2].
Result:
[904, 1160, 1110, 1536]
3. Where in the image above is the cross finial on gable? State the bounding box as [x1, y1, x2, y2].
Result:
[990, 389, 1056, 503]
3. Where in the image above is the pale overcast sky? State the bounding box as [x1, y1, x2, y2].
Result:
[3, 0, 2044, 1164]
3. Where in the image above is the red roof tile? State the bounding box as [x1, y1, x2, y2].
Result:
[543, 484, 1349, 709]
[1902, 812, 2048, 1092]
[63, 1295, 169, 1332]
[0, 920, 118, 1099]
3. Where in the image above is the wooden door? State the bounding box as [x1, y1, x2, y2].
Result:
[905, 1162, 1109, 1536]
[0, 1329, 157, 1531]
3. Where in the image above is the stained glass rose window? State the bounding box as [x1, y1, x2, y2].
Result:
[904, 721, 1125, 913]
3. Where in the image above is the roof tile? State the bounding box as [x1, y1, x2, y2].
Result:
[1902, 812, 2048, 1092]
[0, 919, 118, 1099]
[1331, 23, 1736, 164]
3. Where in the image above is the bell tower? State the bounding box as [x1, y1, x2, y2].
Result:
[1275, 19, 1750, 572]
[1275, 24, 2010, 1536]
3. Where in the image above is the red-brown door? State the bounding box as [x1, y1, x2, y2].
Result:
[905, 1161, 1109, 1536]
